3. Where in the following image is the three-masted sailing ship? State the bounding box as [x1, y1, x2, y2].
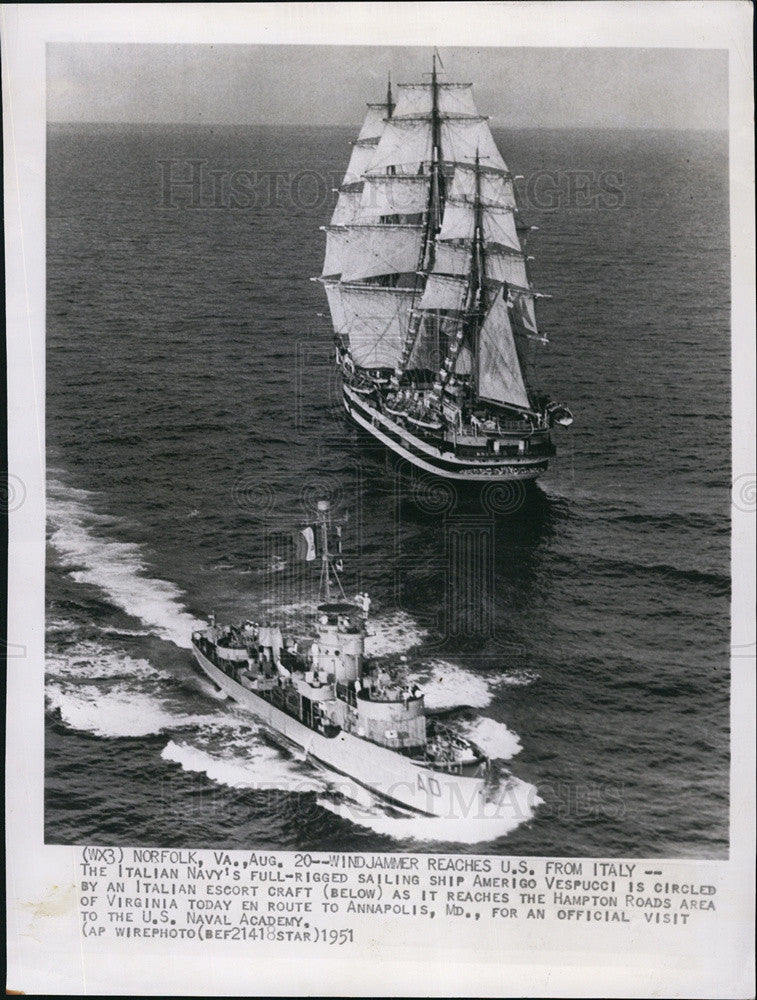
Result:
[317, 57, 572, 482]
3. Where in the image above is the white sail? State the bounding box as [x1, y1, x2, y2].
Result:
[419, 273, 468, 313]
[324, 281, 347, 332]
[322, 230, 347, 277]
[342, 140, 380, 185]
[405, 313, 446, 372]
[330, 185, 364, 226]
[325, 283, 415, 369]
[441, 119, 507, 172]
[393, 82, 479, 119]
[432, 242, 529, 289]
[367, 119, 432, 176]
[438, 199, 520, 252]
[406, 313, 435, 371]
[358, 174, 430, 218]
[449, 163, 517, 209]
[322, 224, 423, 281]
[367, 114, 505, 178]
[357, 103, 390, 142]
[477, 292, 530, 409]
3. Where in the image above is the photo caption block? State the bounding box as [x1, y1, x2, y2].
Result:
[76, 847, 723, 948]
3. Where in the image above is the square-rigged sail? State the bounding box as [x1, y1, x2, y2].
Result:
[319, 64, 547, 413]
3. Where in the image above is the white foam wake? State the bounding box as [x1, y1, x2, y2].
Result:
[47, 481, 204, 647]
[411, 660, 493, 710]
[493, 668, 540, 687]
[161, 739, 325, 794]
[45, 683, 222, 739]
[460, 716, 522, 761]
[46, 641, 167, 683]
[316, 774, 541, 844]
[45, 638, 225, 738]
[364, 609, 429, 657]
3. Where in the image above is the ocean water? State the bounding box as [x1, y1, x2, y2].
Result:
[45, 123, 730, 856]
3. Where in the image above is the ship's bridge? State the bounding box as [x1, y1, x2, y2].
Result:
[316, 602, 363, 630]
[314, 602, 365, 684]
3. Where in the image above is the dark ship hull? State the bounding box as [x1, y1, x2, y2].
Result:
[342, 377, 554, 482]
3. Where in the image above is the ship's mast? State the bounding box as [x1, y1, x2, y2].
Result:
[392, 52, 447, 386]
[386, 71, 394, 118]
[316, 499, 346, 603]
[423, 51, 444, 270]
[430, 150, 486, 408]
[469, 149, 485, 400]
[317, 499, 331, 602]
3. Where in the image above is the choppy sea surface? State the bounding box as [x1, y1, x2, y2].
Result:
[46, 124, 730, 856]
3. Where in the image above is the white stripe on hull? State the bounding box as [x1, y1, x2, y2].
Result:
[342, 384, 546, 482]
[192, 647, 487, 819]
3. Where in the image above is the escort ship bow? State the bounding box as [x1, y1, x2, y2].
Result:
[191, 501, 491, 818]
[317, 56, 572, 482]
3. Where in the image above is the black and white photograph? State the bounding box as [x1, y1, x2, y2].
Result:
[43, 37, 733, 856]
[4, 3, 754, 996]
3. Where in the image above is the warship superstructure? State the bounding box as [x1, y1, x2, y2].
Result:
[191, 501, 491, 817]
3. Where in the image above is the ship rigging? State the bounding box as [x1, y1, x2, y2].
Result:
[317, 55, 573, 482]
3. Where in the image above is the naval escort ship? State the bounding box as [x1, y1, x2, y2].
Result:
[317, 55, 572, 482]
[191, 500, 491, 818]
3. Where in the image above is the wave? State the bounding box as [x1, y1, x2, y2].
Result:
[46, 685, 221, 739]
[45, 637, 223, 738]
[315, 773, 541, 844]
[161, 736, 540, 844]
[609, 510, 726, 533]
[460, 717, 522, 761]
[161, 739, 325, 794]
[494, 669, 540, 687]
[46, 641, 168, 683]
[589, 554, 730, 591]
[364, 610, 429, 657]
[100, 626, 154, 638]
[410, 660, 493, 711]
[47, 480, 204, 647]
[46, 616, 82, 633]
